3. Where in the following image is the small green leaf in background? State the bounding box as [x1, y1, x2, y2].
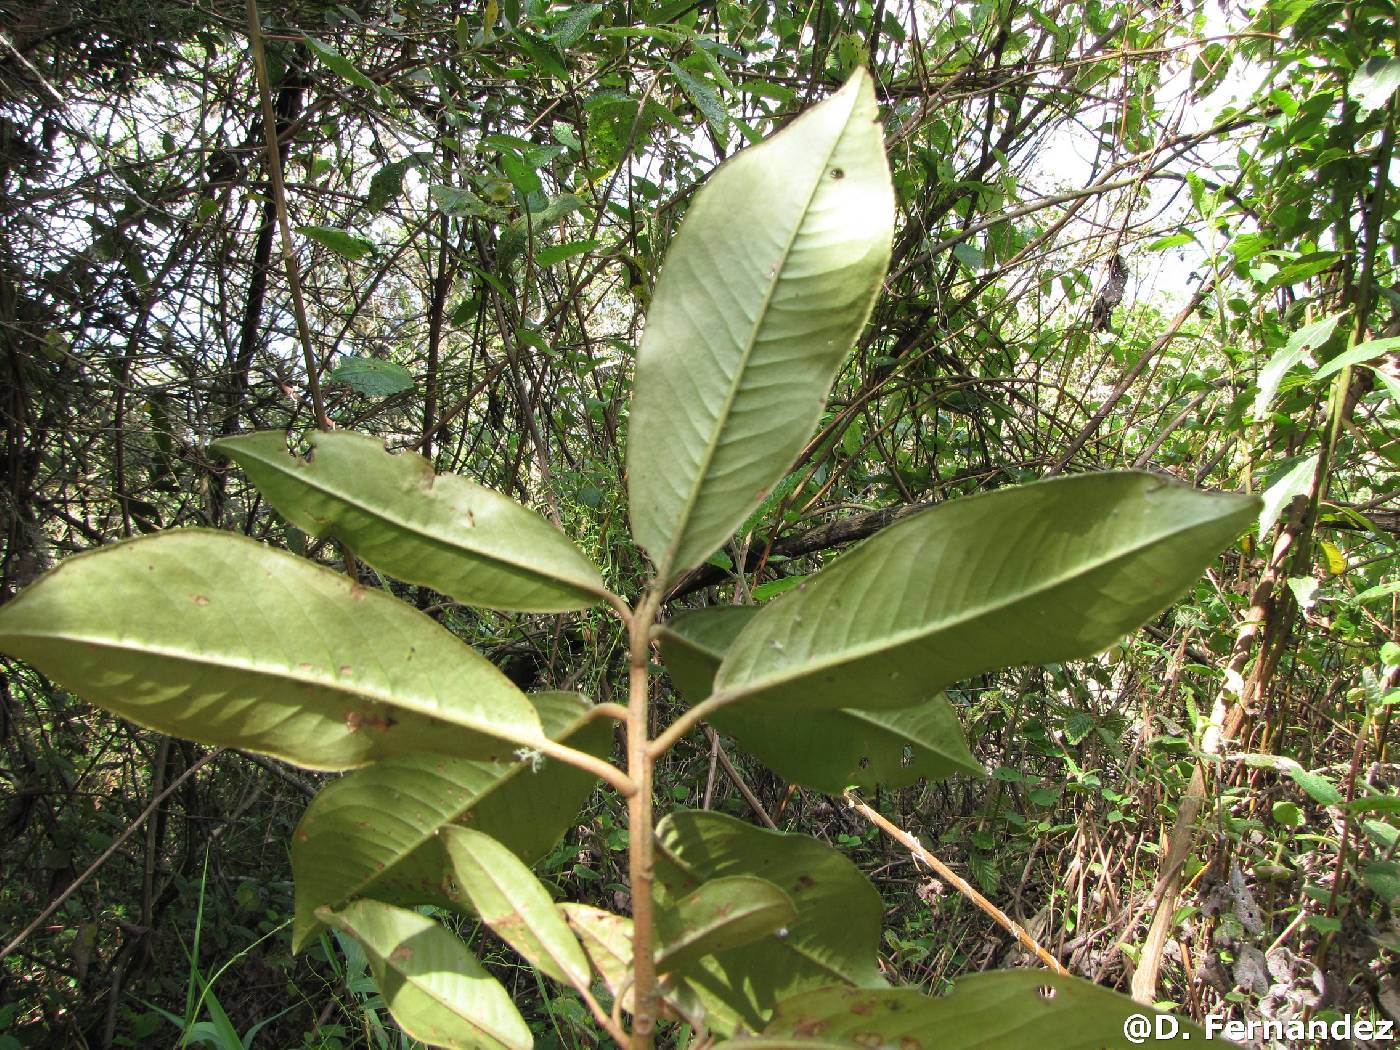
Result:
[368, 157, 417, 211]
[1252, 312, 1345, 421]
[1272, 801, 1303, 827]
[1257, 455, 1317, 539]
[1289, 766, 1343, 805]
[303, 35, 378, 92]
[535, 239, 600, 266]
[297, 225, 376, 260]
[330, 356, 414, 397]
[1313, 335, 1400, 381]
[1365, 861, 1400, 901]
[320, 901, 531, 1050]
[1354, 56, 1400, 114]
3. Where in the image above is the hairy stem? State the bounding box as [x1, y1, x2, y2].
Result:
[627, 589, 661, 1048]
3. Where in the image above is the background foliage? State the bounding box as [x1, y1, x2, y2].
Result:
[0, 0, 1398, 1044]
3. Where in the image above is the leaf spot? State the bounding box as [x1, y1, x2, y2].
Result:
[349, 583, 367, 601]
[190, 594, 209, 606]
[389, 946, 412, 964]
[830, 167, 845, 179]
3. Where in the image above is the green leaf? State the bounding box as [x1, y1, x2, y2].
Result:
[291, 692, 610, 950]
[669, 62, 730, 143]
[0, 530, 547, 771]
[319, 901, 531, 1050]
[329, 357, 414, 397]
[710, 972, 1208, 1048]
[430, 185, 493, 217]
[442, 826, 591, 989]
[627, 69, 894, 586]
[1354, 56, 1400, 114]
[658, 607, 981, 792]
[557, 905, 706, 1021]
[297, 225, 375, 261]
[1258, 455, 1317, 539]
[214, 431, 610, 613]
[655, 810, 886, 1031]
[535, 238, 600, 266]
[1252, 312, 1345, 421]
[1313, 336, 1400, 382]
[559, 904, 636, 1007]
[303, 35, 378, 92]
[368, 158, 417, 211]
[711, 473, 1257, 715]
[1364, 861, 1400, 900]
[656, 875, 797, 975]
[1272, 801, 1303, 827]
[550, 2, 604, 46]
[1289, 766, 1343, 805]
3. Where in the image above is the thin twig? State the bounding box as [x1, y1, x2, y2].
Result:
[1, 750, 221, 960]
[244, 0, 329, 429]
[844, 789, 1069, 975]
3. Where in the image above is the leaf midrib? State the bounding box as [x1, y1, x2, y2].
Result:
[238, 443, 604, 603]
[3, 631, 546, 747]
[657, 82, 861, 582]
[719, 507, 1228, 700]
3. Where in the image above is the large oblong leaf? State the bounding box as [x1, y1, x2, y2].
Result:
[319, 900, 531, 1050]
[0, 530, 545, 769]
[714, 473, 1258, 713]
[711, 972, 1210, 1049]
[659, 607, 981, 792]
[627, 68, 895, 586]
[442, 826, 591, 990]
[215, 430, 611, 612]
[292, 691, 610, 951]
[655, 810, 885, 1032]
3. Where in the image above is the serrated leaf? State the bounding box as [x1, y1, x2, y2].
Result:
[1289, 766, 1343, 805]
[1063, 711, 1095, 745]
[712, 473, 1257, 715]
[669, 62, 730, 144]
[1364, 861, 1400, 900]
[298, 225, 375, 261]
[710, 972, 1208, 1048]
[0, 530, 547, 771]
[627, 69, 894, 587]
[319, 901, 531, 1050]
[658, 607, 981, 792]
[655, 810, 885, 1030]
[430, 185, 493, 217]
[656, 875, 797, 976]
[330, 357, 414, 397]
[550, 2, 604, 45]
[214, 431, 610, 613]
[368, 158, 416, 211]
[442, 826, 591, 989]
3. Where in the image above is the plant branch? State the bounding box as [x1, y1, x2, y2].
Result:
[844, 790, 1070, 975]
